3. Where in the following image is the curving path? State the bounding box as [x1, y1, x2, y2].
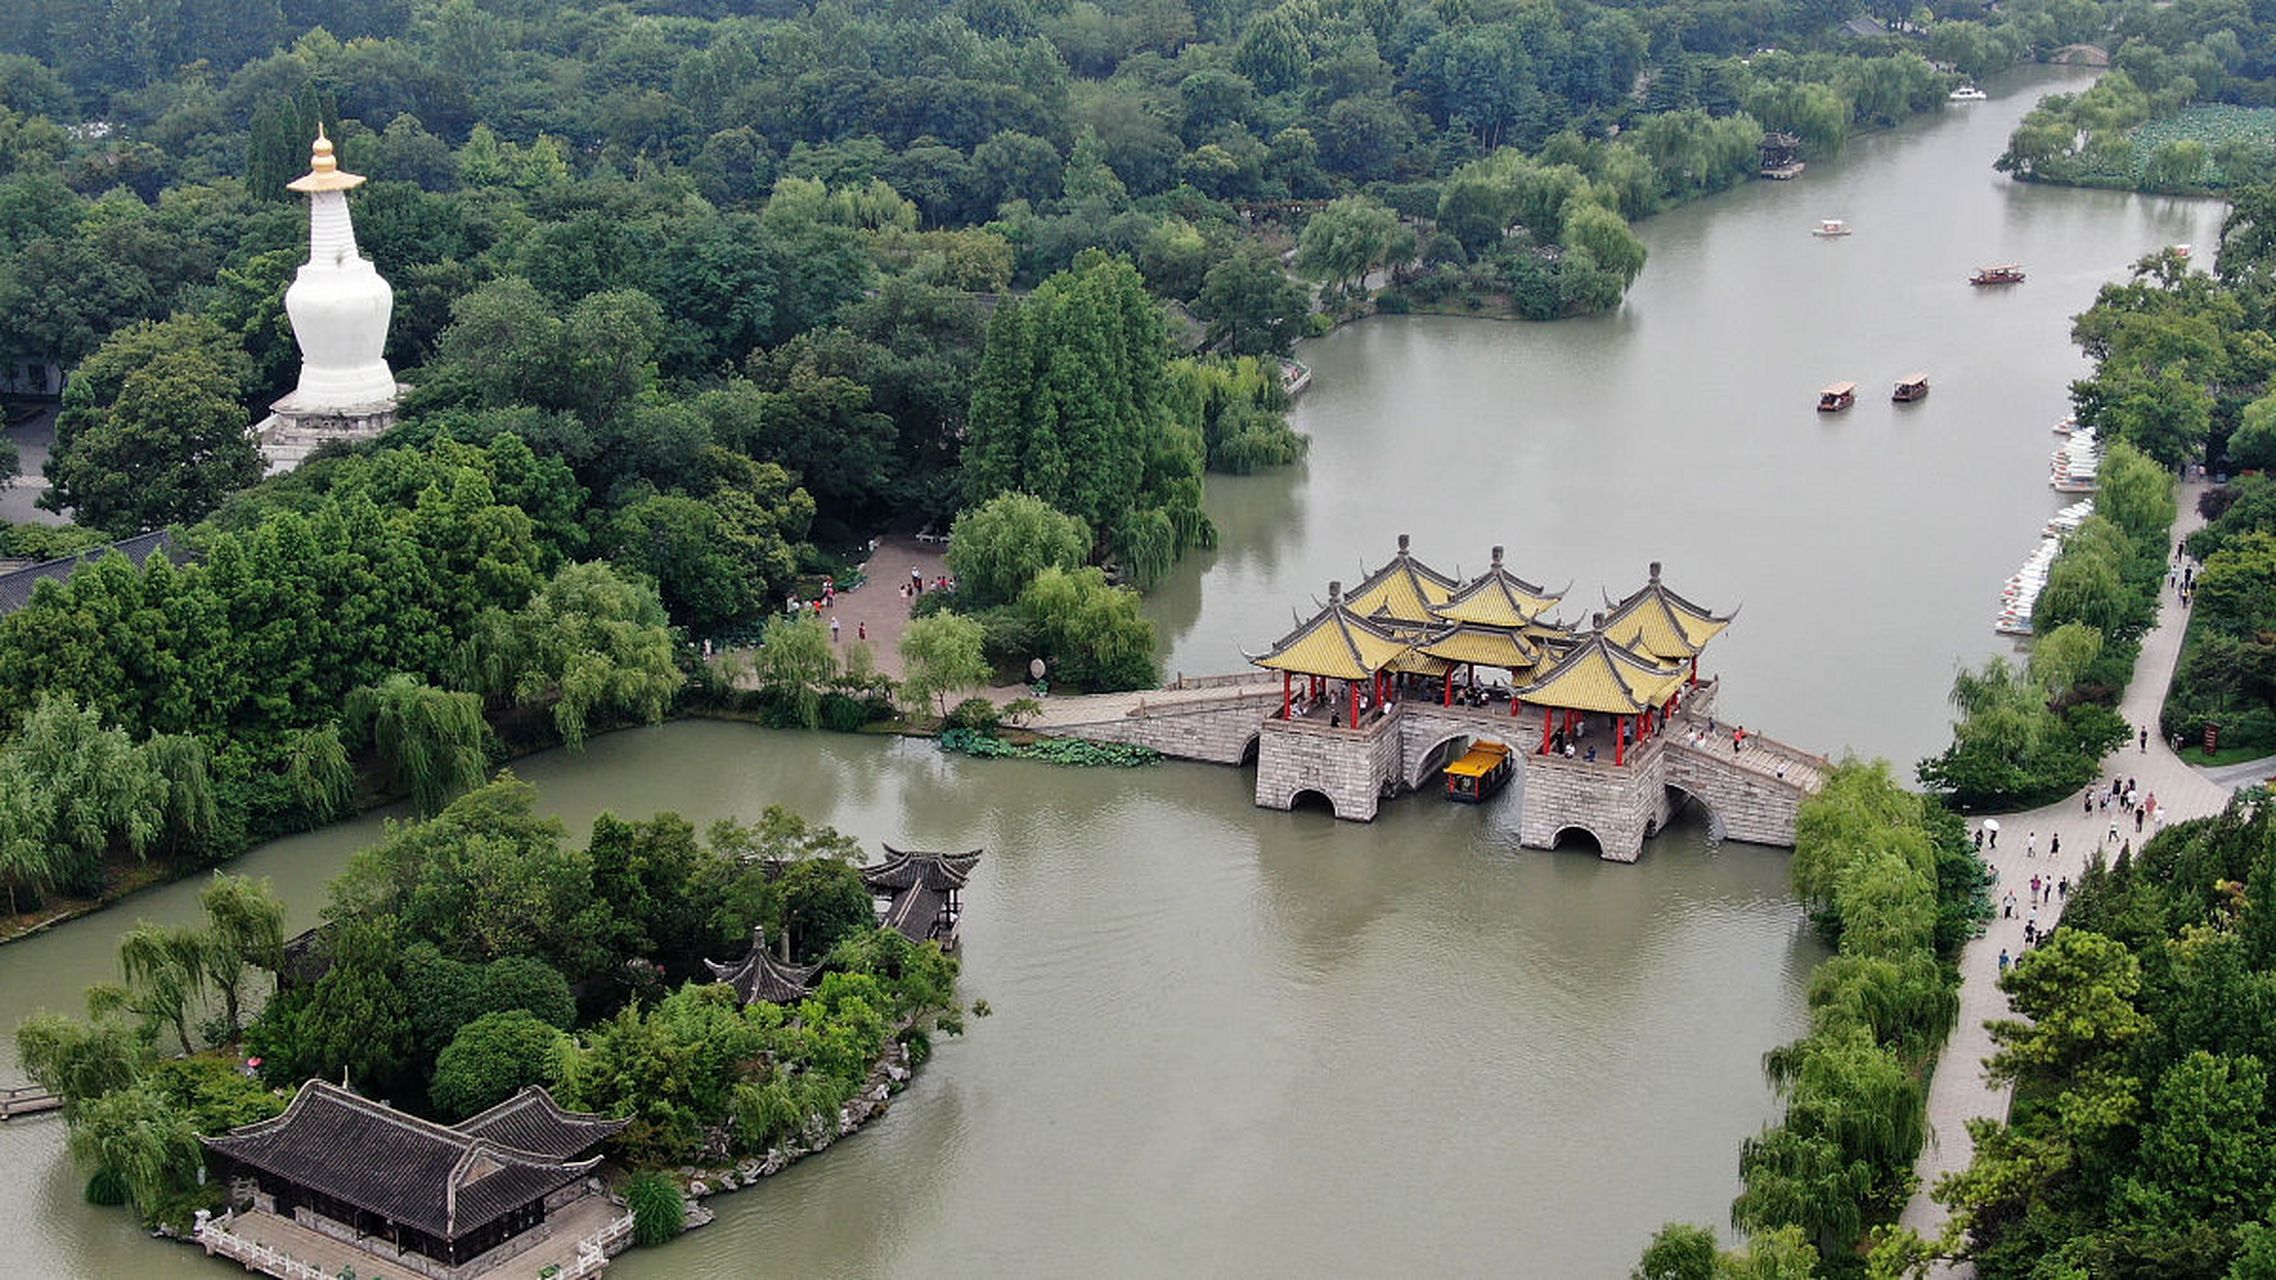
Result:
[1897, 482, 2232, 1271]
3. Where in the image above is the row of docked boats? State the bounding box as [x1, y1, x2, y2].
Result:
[2051, 424, 2100, 492]
[1817, 372, 1929, 411]
[1996, 537, 2060, 636]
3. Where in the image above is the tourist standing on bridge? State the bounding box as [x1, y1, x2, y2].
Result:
[2025, 830, 2036, 858]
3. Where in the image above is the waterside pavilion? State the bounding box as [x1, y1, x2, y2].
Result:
[197, 1081, 631, 1280]
[861, 846, 980, 949]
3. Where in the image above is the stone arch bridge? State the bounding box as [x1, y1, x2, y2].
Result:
[1029, 674, 1825, 862]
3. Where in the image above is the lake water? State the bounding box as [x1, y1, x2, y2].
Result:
[0, 65, 2229, 1279]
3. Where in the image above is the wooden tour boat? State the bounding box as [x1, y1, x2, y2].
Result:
[1970, 264, 2025, 285]
[1443, 740, 1515, 803]
[1892, 372, 1930, 403]
[1818, 381, 1857, 412]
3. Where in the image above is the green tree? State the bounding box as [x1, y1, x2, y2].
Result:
[900, 610, 990, 716]
[1196, 244, 1310, 356]
[1019, 565, 1159, 691]
[66, 1085, 200, 1220]
[117, 922, 205, 1057]
[947, 493, 1093, 606]
[16, 1010, 148, 1118]
[347, 673, 491, 816]
[1295, 195, 1408, 295]
[460, 561, 681, 750]
[1988, 929, 2149, 1086]
[624, 1169, 685, 1246]
[44, 345, 260, 533]
[0, 696, 162, 903]
[751, 613, 835, 729]
[199, 874, 285, 1043]
[429, 1010, 568, 1121]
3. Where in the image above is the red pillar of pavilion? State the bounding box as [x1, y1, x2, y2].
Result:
[1348, 681, 1359, 728]
[1614, 716, 1626, 766]
[1689, 655, 1699, 686]
[1442, 669, 1453, 706]
[1540, 705, 1554, 753]
[1282, 671, 1292, 720]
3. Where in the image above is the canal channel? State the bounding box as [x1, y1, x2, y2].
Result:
[0, 65, 2232, 1278]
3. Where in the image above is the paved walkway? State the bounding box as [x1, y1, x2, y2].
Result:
[1898, 481, 2233, 1268]
[723, 534, 945, 683]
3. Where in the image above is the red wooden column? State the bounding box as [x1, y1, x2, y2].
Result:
[1540, 705, 1553, 753]
[1614, 716, 1627, 766]
[1442, 669, 1453, 706]
[1348, 681, 1359, 728]
[1282, 671, 1292, 720]
[1689, 655, 1699, 686]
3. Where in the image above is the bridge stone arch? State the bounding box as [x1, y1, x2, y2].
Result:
[1287, 788, 1340, 816]
[1661, 781, 1726, 844]
[1549, 825, 1607, 854]
[1405, 728, 1507, 791]
[1237, 733, 1260, 767]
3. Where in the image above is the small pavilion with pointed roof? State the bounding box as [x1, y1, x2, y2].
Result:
[1432, 545, 1566, 631]
[1512, 627, 1691, 765]
[1600, 561, 1733, 681]
[202, 1079, 625, 1273]
[1344, 533, 1458, 628]
[861, 846, 980, 949]
[1249, 579, 1414, 726]
[705, 925, 820, 1006]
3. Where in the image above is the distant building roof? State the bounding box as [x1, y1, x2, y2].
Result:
[1843, 15, 1887, 36]
[0, 530, 181, 615]
[203, 1080, 624, 1246]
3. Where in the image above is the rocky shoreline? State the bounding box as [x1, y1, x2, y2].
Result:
[656, 1036, 918, 1232]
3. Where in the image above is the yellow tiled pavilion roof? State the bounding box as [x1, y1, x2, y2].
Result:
[1345, 534, 1458, 626]
[1387, 649, 1453, 677]
[1418, 623, 1540, 673]
[1433, 546, 1563, 628]
[1249, 585, 1414, 681]
[1600, 562, 1732, 661]
[1513, 633, 1688, 715]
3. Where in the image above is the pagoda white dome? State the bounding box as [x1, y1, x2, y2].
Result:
[278, 128, 398, 414]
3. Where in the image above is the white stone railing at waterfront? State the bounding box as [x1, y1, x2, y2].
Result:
[557, 1213, 636, 1279]
[194, 1211, 328, 1280]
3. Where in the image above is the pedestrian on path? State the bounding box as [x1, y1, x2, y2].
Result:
[2140, 726, 2149, 752]
[857, 620, 867, 642]
[830, 617, 840, 643]
[2030, 874, 2041, 901]
[2106, 819, 2120, 848]
[2136, 807, 2146, 833]
[2003, 891, 2016, 918]
[2058, 877, 2069, 900]
[2083, 792, 2093, 816]
[1975, 827, 1985, 851]
[2026, 830, 2037, 858]
[2050, 832, 2060, 857]
[1998, 949, 2011, 974]
[1989, 825, 1998, 849]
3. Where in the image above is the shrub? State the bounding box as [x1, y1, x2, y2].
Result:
[85, 1168, 127, 1206]
[946, 698, 1001, 733]
[624, 1170, 684, 1247]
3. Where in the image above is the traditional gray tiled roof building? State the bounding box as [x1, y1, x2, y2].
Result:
[0, 529, 180, 615]
[704, 925, 819, 1006]
[860, 846, 980, 948]
[202, 1080, 625, 1271]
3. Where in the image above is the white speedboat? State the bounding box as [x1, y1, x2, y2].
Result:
[1813, 219, 1852, 237]
[1949, 85, 1988, 101]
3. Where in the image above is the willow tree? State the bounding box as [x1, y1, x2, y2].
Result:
[0, 696, 162, 901]
[753, 613, 834, 728]
[284, 722, 355, 824]
[68, 1085, 203, 1219]
[349, 674, 491, 816]
[139, 733, 217, 862]
[455, 562, 681, 751]
[200, 874, 286, 1042]
[118, 922, 207, 1056]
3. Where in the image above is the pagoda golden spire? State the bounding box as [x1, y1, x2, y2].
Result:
[286, 124, 366, 194]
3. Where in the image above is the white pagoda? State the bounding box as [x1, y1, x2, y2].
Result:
[255, 127, 403, 474]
